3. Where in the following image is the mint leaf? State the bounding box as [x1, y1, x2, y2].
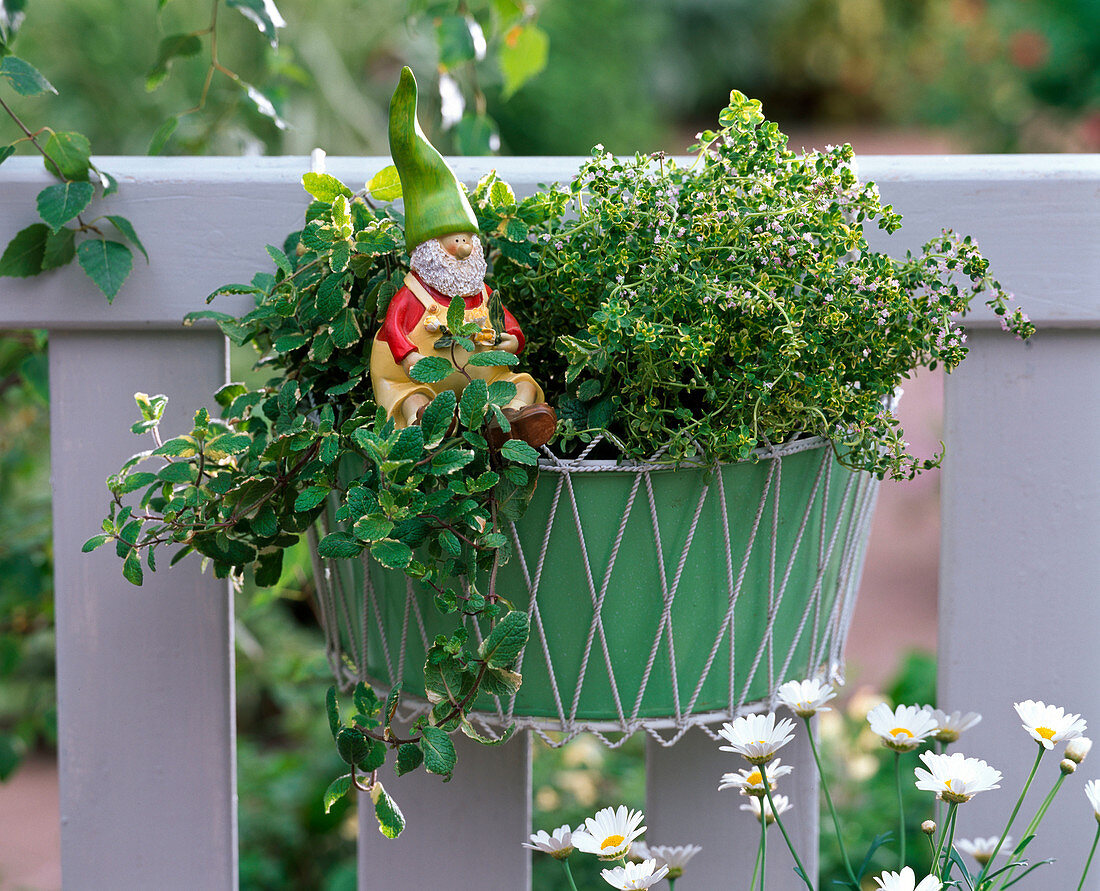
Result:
[365, 165, 402, 202]
[372, 783, 405, 839]
[467, 350, 518, 367]
[477, 610, 529, 669]
[323, 774, 352, 814]
[420, 726, 457, 777]
[370, 538, 413, 570]
[317, 531, 363, 559]
[302, 172, 352, 202]
[409, 355, 453, 384]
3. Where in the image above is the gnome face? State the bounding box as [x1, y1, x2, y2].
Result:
[409, 232, 488, 298]
[439, 232, 475, 260]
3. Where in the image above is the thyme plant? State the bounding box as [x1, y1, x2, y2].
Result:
[494, 91, 1034, 476]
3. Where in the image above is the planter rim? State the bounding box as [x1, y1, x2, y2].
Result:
[536, 433, 833, 474]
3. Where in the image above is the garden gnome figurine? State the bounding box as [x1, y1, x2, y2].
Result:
[370, 67, 556, 450]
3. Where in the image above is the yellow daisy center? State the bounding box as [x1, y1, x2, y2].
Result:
[889, 727, 914, 739]
[1036, 726, 1056, 741]
[944, 779, 955, 790]
[601, 834, 625, 850]
[747, 770, 763, 785]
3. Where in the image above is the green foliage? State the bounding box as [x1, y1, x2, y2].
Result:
[0, 331, 56, 782]
[488, 91, 1033, 478]
[91, 172, 555, 824]
[0, 44, 141, 299]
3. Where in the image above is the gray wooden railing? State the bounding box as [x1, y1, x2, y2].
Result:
[1, 154, 1097, 890]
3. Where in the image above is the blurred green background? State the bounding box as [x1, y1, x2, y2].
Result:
[1, 0, 1094, 887]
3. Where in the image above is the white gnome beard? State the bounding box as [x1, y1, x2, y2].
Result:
[409, 235, 488, 298]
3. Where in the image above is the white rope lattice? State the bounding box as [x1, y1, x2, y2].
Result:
[312, 435, 879, 748]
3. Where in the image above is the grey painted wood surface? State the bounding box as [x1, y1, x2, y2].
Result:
[941, 329, 1100, 888]
[48, 331, 237, 889]
[2, 155, 1097, 328]
[357, 730, 531, 888]
[647, 728, 819, 889]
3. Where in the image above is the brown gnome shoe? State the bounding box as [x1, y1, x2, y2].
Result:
[488, 403, 557, 452]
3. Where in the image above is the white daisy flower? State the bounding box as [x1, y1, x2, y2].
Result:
[718, 757, 793, 797]
[956, 836, 1011, 867]
[573, 805, 646, 860]
[1015, 700, 1087, 749]
[1086, 779, 1100, 822]
[1066, 737, 1093, 764]
[777, 678, 838, 717]
[646, 844, 702, 879]
[926, 708, 982, 744]
[626, 840, 652, 864]
[872, 866, 943, 891]
[914, 751, 1002, 803]
[523, 824, 576, 860]
[600, 858, 669, 890]
[740, 793, 792, 826]
[867, 703, 939, 752]
[718, 712, 797, 764]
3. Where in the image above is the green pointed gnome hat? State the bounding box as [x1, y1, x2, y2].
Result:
[389, 66, 479, 252]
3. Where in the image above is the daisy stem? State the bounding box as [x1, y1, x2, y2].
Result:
[668, 879, 676, 891]
[976, 745, 1045, 888]
[803, 716, 858, 887]
[934, 740, 944, 829]
[760, 762, 814, 890]
[759, 807, 768, 891]
[931, 802, 956, 877]
[559, 858, 580, 891]
[994, 770, 1067, 890]
[1076, 823, 1100, 891]
[895, 752, 906, 868]
[940, 803, 960, 880]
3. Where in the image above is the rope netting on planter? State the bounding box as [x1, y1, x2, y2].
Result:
[309, 435, 879, 748]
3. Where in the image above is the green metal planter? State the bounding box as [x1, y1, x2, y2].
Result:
[312, 436, 878, 744]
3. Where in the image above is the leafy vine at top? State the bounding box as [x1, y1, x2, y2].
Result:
[86, 87, 1031, 832]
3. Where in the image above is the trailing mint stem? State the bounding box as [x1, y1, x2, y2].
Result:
[1077, 824, 1100, 891]
[804, 716, 858, 886]
[977, 745, 1045, 887]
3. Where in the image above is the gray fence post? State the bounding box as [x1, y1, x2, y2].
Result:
[941, 328, 1100, 888]
[49, 330, 237, 889]
[357, 730, 531, 888]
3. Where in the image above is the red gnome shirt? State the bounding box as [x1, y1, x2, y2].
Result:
[376, 271, 526, 364]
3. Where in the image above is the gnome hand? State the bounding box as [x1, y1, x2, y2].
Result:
[495, 333, 520, 354]
[401, 351, 426, 374]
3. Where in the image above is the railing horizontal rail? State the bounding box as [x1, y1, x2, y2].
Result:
[2, 155, 1098, 330]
